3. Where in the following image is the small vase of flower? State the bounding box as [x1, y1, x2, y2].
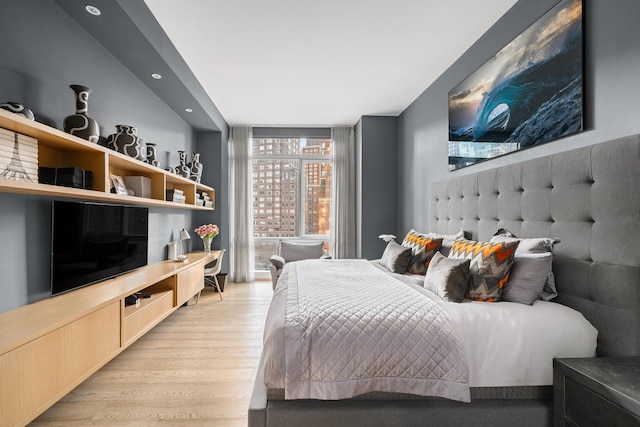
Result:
[194, 224, 219, 253]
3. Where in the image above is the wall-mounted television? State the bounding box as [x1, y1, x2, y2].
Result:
[51, 201, 149, 295]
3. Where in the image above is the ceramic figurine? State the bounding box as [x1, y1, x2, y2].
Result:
[0, 102, 35, 120]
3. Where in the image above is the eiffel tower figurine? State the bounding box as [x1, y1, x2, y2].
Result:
[1, 133, 35, 183]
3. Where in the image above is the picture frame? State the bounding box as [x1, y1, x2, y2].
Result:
[110, 174, 128, 195]
[448, 0, 583, 171]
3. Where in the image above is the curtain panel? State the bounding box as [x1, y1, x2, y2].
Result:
[330, 127, 356, 259]
[228, 126, 255, 282]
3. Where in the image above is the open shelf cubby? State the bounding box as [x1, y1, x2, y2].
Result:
[0, 109, 214, 210]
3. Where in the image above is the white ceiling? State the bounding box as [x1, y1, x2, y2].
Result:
[143, 0, 518, 127]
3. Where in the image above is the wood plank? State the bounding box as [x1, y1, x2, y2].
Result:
[101, 356, 261, 370]
[0, 178, 214, 210]
[61, 381, 255, 400]
[29, 281, 273, 426]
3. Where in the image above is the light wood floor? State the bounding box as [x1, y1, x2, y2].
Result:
[29, 281, 274, 427]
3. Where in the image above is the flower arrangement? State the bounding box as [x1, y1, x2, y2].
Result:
[194, 224, 219, 239]
[194, 224, 219, 252]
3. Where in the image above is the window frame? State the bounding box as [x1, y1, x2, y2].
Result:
[251, 136, 332, 272]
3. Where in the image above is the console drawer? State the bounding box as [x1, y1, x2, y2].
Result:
[122, 288, 174, 346]
[0, 301, 120, 426]
[176, 263, 204, 305]
[565, 377, 640, 427]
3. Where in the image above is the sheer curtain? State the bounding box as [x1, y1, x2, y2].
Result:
[228, 126, 255, 282]
[330, 126, 356, 259]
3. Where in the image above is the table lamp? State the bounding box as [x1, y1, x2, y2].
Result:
[179, 228, 191, 256]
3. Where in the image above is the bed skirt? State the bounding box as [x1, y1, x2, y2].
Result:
[266, 385, 551, 401]
[249, 355, 553, 427]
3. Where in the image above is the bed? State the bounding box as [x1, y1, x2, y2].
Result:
[249, 134, 640, 427]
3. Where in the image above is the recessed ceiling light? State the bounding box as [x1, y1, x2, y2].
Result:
[185, 108, 193, 113]
[151, 73, 162, 80]
[85, 5, 101, 16]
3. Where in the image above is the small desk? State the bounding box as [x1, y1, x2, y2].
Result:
[553, 357, 640, 426]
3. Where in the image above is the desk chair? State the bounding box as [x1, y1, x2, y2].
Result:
[198, 249, 225, 302]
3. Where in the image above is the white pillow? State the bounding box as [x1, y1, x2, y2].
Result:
[419, 228, 465, 257]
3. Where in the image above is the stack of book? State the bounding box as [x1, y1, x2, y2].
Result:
[166, 188, 185, 204]
[0, 128, 39, 184]
[199, 191, 214, 208]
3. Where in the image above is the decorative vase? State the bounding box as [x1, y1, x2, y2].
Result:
[146, 142, 159, 167]
[63, 85, 100, 143]
[201, 235, 213, 253]
[164, 151, 175, 173]
[175, 150, 190, 178]
[107, 125, 146, 162]
[189, 152, 203, 183]
[137, 138, 148, 163]
[0, 102, 35, 120]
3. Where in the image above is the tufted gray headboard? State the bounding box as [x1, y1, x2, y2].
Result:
[431, 134, 640, 357]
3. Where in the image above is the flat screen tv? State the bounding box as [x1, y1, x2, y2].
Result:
[51, 200, 149, 295]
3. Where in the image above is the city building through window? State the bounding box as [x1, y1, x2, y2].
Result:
[251, 137, 332, 271]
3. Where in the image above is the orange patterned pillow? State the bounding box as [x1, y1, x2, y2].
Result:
[401, 230, 443, 275]
[449, 239, 519, 302]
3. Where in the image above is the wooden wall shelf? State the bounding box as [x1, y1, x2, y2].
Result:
[0, 250, 220, 426]
[0, 109, 214, 210]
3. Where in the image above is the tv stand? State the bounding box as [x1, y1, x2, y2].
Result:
[0, 251, 221, 426]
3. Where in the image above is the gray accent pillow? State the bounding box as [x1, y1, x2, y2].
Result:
[491, 229, 559, 301]
[501, 252, 553, 305]
[380, 240, 412, 273]
[424, 251, 470, 302]
[280, 240, 324, 262]
[491, 229, 558, 255]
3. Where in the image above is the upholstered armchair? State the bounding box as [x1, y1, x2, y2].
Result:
[269, 240, 327, 289]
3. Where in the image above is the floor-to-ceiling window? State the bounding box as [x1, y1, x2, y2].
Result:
[251, 136, 332, 271]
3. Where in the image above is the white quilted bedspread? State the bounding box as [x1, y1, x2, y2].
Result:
[280, 259, 470, 402]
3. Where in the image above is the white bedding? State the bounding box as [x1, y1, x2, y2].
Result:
[271, 259, 469, 401]
[263, 260, 598, 396]
[375, 262, 598, 387]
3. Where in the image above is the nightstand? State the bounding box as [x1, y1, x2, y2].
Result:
[554, 357, 640, 426]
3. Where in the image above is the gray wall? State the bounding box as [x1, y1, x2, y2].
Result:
[195, 130, 229, 272]
[398, 0, 640, 234]
[356, 116, 398, 259]
[0, 2, 222, 312]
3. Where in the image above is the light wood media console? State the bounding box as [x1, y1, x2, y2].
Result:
[0, 250, 221, 426]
